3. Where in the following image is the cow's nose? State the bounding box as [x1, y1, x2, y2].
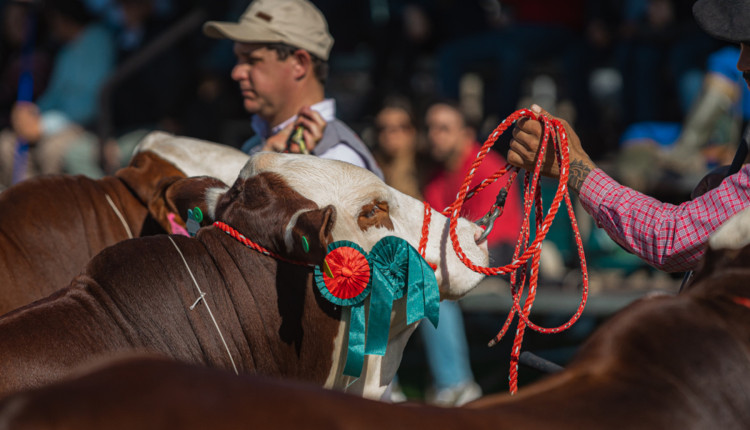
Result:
[474, 228, 486, 245]
[474, 229, 489, 255]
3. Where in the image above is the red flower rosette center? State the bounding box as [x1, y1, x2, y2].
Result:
[323, 246, 370, 300]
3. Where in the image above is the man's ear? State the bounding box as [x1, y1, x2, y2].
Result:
[292, 49, 312, 81]
[115, 151, 185, 205]
[148, 176, 229, 234]
[288, 205, 336, 264]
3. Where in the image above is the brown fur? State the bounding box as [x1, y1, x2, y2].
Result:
[0, 153, 232, 316]
[0, 172, 341, 398]
[357, 200, 394, 231]
[4, 244, 750, 429]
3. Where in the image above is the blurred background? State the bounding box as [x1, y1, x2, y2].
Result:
[1, 0, 745, 398]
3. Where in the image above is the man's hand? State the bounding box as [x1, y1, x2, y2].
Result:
[263, 106, 327, 154]
[11, 102, 42, 143]
[508, 105, 596, 193]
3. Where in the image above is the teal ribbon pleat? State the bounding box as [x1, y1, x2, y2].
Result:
[365, 270, 394, 356]
[343, 303, 367, 378]
[404, 246, 428, 326]
[420, 255, 440, 328]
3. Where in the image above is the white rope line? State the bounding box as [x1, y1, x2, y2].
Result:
[104, 193, 133, 239]
[167, 236, 239, 375]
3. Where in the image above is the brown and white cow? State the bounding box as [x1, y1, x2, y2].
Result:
[3, 207, 750, 429]
[0, 153, 489, 400]
[0, 131, 248, 315]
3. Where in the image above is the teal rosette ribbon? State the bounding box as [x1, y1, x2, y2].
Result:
[366, 236, 439, 356]
[314, 236, 440, 378]
[314, 241, 372, 377]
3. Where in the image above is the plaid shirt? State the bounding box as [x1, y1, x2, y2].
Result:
[578, 167, 750, 272]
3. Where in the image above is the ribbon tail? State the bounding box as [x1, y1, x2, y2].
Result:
[406, 247, 426, 326]
[343, 303, 366, 378]
[365, 270, 393, 356]
[421, 257, 440, 328]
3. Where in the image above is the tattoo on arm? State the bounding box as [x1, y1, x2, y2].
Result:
[568, 159, 592, 193]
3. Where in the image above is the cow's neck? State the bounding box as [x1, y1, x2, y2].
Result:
[100, 176, 160, 237]
[199, 228, 343, 385]
[203, 227, 419, 399]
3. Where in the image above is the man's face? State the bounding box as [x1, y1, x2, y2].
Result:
[739, 42, 750, 91]
[426, 104, 466, 162]
[231, 43, 295, 122]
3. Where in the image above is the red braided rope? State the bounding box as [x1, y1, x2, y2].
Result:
[418, 201, 439, 271]
[438, 109, 589, 394]
[213, 221, 316, 267]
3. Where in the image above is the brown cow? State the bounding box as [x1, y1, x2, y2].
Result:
[0, 153, 490, 400]
[3, 206, 750, 429]
[0, 131, 248, 315]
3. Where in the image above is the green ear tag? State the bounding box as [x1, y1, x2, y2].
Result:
[193, 207, 203, 223]
[301, 236, 310, 253]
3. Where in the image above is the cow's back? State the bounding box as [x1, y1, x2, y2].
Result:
[0, 357, 496, 430]
[91, 231, 343, 383]
[0, 232, 342, 397]
[0, 175, 155, 315]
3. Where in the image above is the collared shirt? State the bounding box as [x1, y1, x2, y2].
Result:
[249, 98, 366, 169]
[578, 166, 750, 272]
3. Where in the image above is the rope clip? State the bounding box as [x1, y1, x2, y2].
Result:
[475, 188, 508, 243]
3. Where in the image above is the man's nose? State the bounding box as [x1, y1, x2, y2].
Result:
[230, 64, 246, 81]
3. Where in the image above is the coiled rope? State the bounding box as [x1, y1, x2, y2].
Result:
[437, 108, 589, 394]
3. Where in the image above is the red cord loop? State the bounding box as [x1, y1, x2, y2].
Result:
[437, 108, 589, 394]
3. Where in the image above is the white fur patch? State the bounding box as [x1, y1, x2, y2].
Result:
[205, 186, 229, 221]
[133, 131, 249, 185]
[284, 209, 309, 253]
[709, 206, 750, 251]
[243, 152, 489, 299]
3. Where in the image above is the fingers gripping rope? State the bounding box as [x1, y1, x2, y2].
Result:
[442, 109, 589, 394]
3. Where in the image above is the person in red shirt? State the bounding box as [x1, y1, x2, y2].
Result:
[423, 101, 523, 264]
[415, 100, 523, 405]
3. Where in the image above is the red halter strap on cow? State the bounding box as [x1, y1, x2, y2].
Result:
[213, 221, 318, 268]
[422, 108, 589, 394]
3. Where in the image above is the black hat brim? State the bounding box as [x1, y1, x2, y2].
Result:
[693, 0, 750, 43]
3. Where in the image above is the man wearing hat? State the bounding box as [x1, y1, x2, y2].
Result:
[204, 0, 383, 179]
[506, 0, 750, 273]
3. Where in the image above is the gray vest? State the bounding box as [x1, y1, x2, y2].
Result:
[242, 119, 383, 180]
[313, 119, 383, 180]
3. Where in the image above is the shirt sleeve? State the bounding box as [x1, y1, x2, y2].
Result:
[37, 25, 115, 129]
[578, 166, 750, 272]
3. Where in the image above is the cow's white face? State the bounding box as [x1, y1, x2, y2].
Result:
[241, 152, 489, 299]
[134, 131, 250, 185]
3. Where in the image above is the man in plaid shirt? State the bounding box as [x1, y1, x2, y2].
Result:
[507, 0, 750, 273]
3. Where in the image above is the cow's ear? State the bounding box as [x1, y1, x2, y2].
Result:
[116, 151, 186, 205]
[148, 176, 229, 234]
[290, 205, 337, 264]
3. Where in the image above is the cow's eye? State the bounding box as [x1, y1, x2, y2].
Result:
[357, 201, 394, 231]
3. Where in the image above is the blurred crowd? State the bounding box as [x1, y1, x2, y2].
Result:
[0, 0, 743, 281]
[3, 0, 743, 402]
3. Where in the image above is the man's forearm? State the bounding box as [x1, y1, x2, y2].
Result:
[567, 159, 594, 193]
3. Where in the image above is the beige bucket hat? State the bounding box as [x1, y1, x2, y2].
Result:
[203, 0, 334, 60]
